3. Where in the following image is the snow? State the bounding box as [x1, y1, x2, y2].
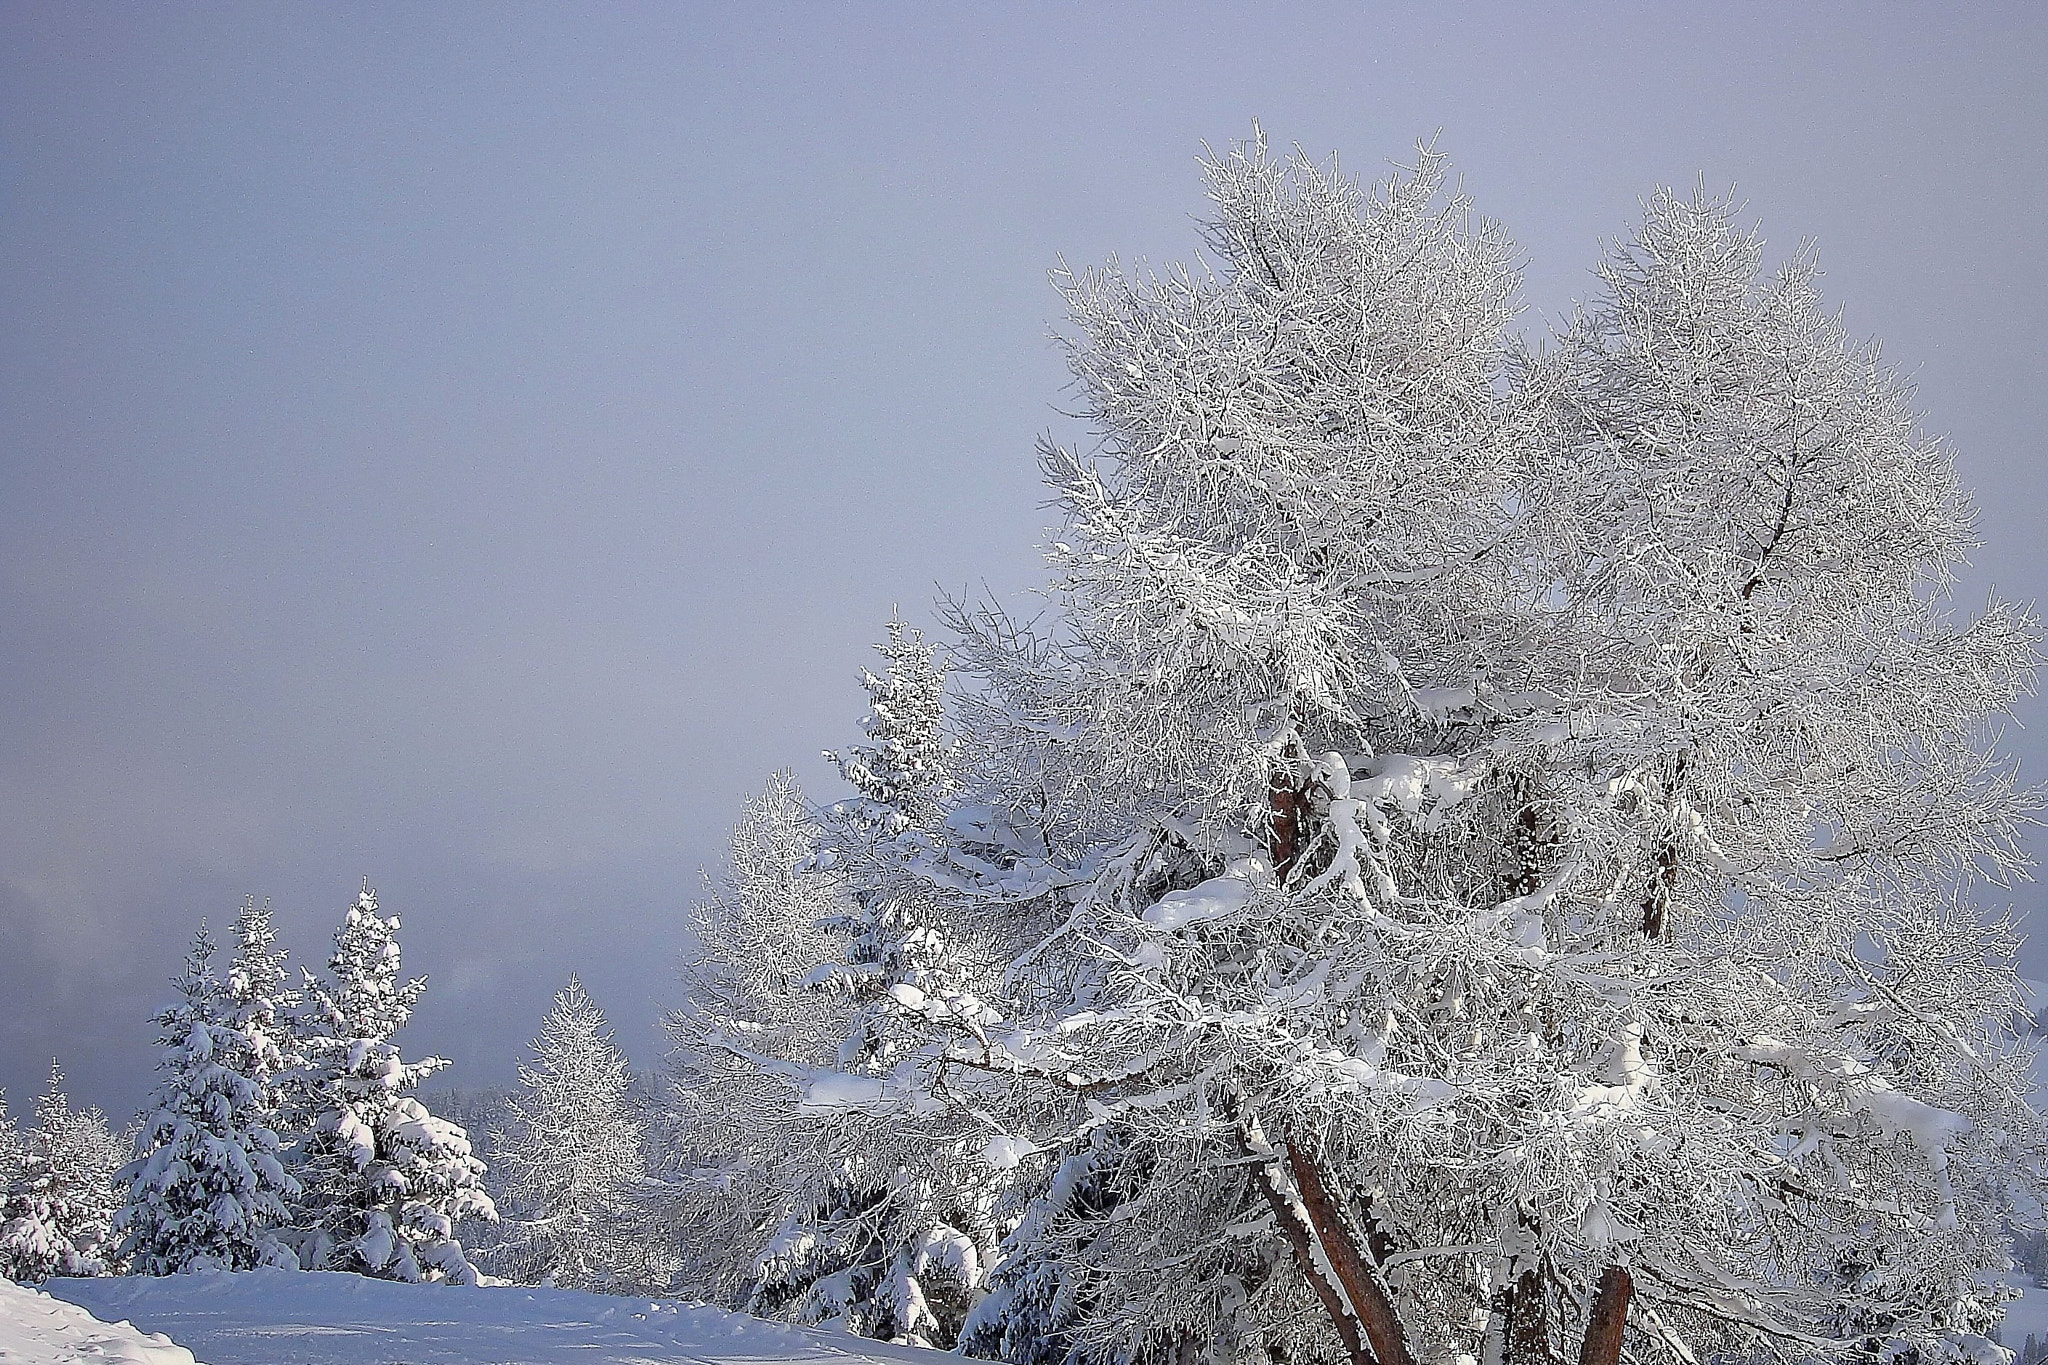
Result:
[1998, 1286, 2048, 1350]
[39, 1268, 950, 1365]
[1141, 859, 1260, 930]
[0, 1278, 196, 1365]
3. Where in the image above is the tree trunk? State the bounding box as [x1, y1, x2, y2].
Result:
[1508, 1266, 1550, 1365]
[1269, 767, 1304, 880]
[1482, 1280, 1516, 1365]
[1284, 1142, 1415, 1365]
[1252, 1159, 1373, 1365]
[1576, 1266, 1632, 1365]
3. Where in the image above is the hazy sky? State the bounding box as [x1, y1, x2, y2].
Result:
[4, 3, 2046, 1120]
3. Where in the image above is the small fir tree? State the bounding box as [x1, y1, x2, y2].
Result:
[489, 977, 660, 1290]
[292, 881, 494, 1282]
[115, 925, 300, 1274]
[0, 1096, 23, 1229]
[0, 1063, 125, 1281]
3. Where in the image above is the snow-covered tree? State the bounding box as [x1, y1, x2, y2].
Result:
[0, 1098, 21, 1200]
[290, 881, 494, 1282]
[662, 774, 858, 1305]
[758, 134, 2041, 1365]
[825, 616, 951, 835]
[663, 766, 1001, 1347]
[224, 896, 299, 1115]
[1, 1064, 125, 1281]
[488, 977, 660, 1291]
[115, 926, 300, 1273]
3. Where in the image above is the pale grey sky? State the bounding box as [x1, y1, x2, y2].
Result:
[4, 2, 2045, 1118]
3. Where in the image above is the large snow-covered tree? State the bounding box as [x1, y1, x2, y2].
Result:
[489, 977, 660, 1290]
[290, 881, 494, 1282]
[0, 1064, 125, 1282]
[115, 926, 300, 1273]
[760, 134, 2041, 1365]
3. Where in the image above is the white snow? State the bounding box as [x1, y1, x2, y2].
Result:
[39, 1267, 950, 1365]
[0, 1278, 197, 1364]
[1141, 859, 1260, 930]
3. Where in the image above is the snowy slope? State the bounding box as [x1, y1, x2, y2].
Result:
[42, 1269, 947, 1365]
[0, 1278, 197, 1365]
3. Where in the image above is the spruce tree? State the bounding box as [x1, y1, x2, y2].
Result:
[225, 896, 299, 1119]
[0, 1063, 125, 1281]
[292, 881, 494, 1282]
[116, 925, 300, 1273]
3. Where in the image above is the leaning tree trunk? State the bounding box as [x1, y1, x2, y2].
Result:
[1576, 1267, 1632, 1365]
[1252, 1157, 1374, 1365]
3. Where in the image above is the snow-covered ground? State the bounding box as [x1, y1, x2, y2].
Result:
[23, 1269, 2048, 1365]
[0, 1278, 197, 1364]
[32, 1269, 946, 1365]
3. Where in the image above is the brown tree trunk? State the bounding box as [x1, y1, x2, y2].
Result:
[1252, 1159, 1373, 1365]
[1269, 766, 1304, 879]
[1576, 1266, 1632, 1365]
[1284, 1142, 1415, 1365]
[1508, 1267, 1550, 1365]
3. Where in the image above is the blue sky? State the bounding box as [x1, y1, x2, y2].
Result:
[4, 2, 2045, 1117]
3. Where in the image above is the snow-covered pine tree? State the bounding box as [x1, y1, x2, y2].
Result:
[825, 616, 951, 836]
[0, 1097, 21, 1203]
[662, 765, 1000, 1347]
[489, 977, 660, 1291]
[794, 629, 1009, 1348]
[0, 1063, 125, 1281]
[291, 881, 494, 1282]
[115, 926, 300, 1273]
[784, 134, 2043, 1365]
[224, 896, 299, 1121]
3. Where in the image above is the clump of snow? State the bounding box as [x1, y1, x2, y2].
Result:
[981, 1135, 1039, 1170]
[1140, 859, 1262, 930]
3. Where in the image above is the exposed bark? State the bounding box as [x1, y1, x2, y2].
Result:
[1251, 1159, 1373, 1365]
[1482, 1280, 1516, 1365]
[1508, 1267, 1551, 1365]
[1640, 755, 1687, 939]
[1269, 767, 1305, 880]
[1576, 1266, 1633, 1365]
[1285, 1142, 1415, 1365]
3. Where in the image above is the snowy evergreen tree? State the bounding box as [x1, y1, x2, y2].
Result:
[662, 768, 1001, 1347]
[115, 926, 300, 1274]
[290, 881, 494, 1282]
[224, 896, 299, 1117]
[0, 1064, 125, 1282]
[488, 977, 660, 1291]
[0, 1098, 21, 1202]
[745, 134, 2042, 1365]
[825, 616, 951, 834]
